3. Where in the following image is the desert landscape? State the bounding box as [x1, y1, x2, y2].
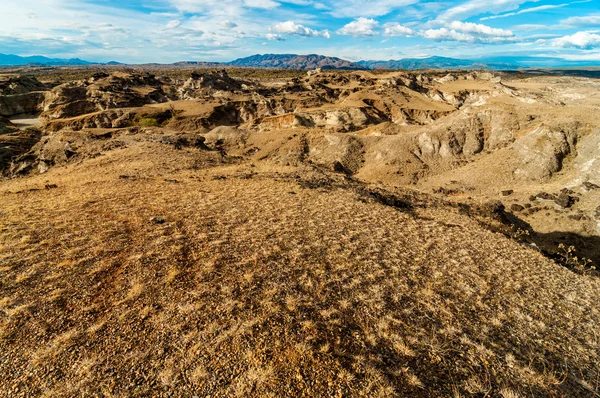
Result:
[1, 65, 600, 397]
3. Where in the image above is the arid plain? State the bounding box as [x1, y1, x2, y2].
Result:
[1, 67, 600, 396]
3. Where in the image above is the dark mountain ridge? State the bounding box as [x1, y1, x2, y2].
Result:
[2, 52, 600, 70]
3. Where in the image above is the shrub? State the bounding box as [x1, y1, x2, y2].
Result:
[138, 117, 159, 127]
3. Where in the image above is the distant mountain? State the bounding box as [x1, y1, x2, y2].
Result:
[358, 56, 521, 71]
[227, 54, 364, 70]
[171, 61, 225, 68]
[359, 55, 600, 70]
[472, 55, 600, 68]
[2, 52, 600, 70]
[0, 53, 96, 66]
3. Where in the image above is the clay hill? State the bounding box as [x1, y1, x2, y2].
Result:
[1, 67, 600, 397]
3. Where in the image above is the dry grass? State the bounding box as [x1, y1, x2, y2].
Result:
[1, 138, 600, 397]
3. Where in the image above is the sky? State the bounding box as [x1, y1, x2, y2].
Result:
[0, 0, 599, 63]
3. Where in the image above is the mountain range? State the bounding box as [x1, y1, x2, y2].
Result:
[1, 52, 599, 70]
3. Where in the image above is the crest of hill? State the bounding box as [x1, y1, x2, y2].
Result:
[227, 53, 365, 70]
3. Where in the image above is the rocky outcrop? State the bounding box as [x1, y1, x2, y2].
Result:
[44, 109, 134, 131]
[0, 117, 16, 134]
[203, 126, 249, 150]
[0, 75, 49, 95]
[1, 127, 41, 172]
[308, 134, 364, 174]
[513, 125, 577, 180]
[178, 70, 243, 99]
[41, 74, 169, 120]
[0, 92, 47, 117]
[259, 114, 303, 130]
[296, 107, 385, 132]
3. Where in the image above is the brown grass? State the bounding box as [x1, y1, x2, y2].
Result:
[1, 137, 600, 397]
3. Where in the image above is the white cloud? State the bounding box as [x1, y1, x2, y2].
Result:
[170, 0, 279, 14]
[422, 28, 473, 42]
[219, 20, 238, 28]
[561, 14, 600, 28]
[326, 0, 420, 18]
[436, 0, 538, 23]
[337, 18, 379, 37]
[421, 21, 516, 44]
[481, 1, 591, 21]
[165, 20, 181, 29]
[383, 22, 415, 37]
[552, 31, 600, 49]
[448, 21, 513, 37]
[272, 21, 330, 38]
[244, 0, 281, 8]
[266, 33, 285, 41]
[557, 50, 600, 61]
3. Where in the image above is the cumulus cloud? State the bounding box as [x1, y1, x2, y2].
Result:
[552, 31, 600, 49]
[448, 21, 513, 37]
[421, 21, 515, 43]
[383, 22, 415, 37]
[337, 17, 379, 37]
[272, 21, 331, 38]
[422, 28, 473, 42]
[219, 20, 238, 28]
[266, 33, 285, 41]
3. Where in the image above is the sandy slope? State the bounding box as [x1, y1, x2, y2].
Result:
[1, 140, 599, 397]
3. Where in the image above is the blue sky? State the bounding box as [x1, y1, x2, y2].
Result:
[1, 0, 599, 63]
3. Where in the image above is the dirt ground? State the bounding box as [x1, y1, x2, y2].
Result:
[1, 68, 600, 397]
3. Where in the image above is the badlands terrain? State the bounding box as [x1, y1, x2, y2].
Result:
[1, 67, 600, 396]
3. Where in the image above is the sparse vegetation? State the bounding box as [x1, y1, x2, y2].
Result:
[137, 117, 159, 127]
[557, 243, 596, 274]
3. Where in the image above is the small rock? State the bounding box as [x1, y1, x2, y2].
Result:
[44, 184, 58, 189]
[554, 193, 575, 208]
[536, 192, 556, 201]
[331, 160, 352, 175]
[560, 188, 576, 195]
[595, 206, 600, 220]
[510, 204, 525, 212]
[501, 190, 514, 196]
[150, 217, 166, 224]
[582, 181, 600, 191]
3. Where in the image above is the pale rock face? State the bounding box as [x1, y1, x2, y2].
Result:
[203, 126, 248, 149]
[297, 108, 373, 131]
[486, 110, 519, 150]
[513, 126, 575, 180]
[308, 133, 364, 174]
[417, 133, 441, 157]
[570, 129, 600, 187]
[0, 92, 46, 117]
